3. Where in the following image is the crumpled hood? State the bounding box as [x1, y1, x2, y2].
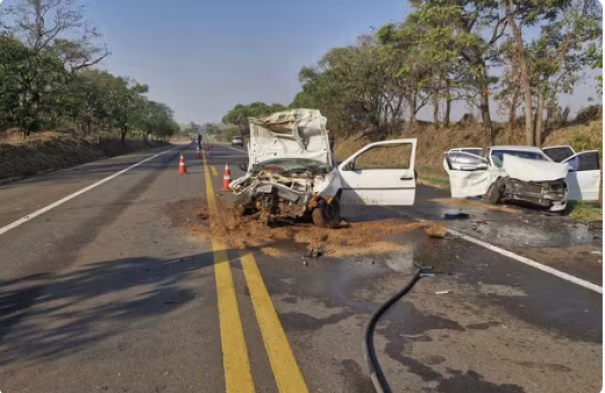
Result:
[247, 109, 332, 166]
[502, 154, 569, 182]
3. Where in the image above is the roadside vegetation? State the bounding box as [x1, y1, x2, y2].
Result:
[0, 0, 182, 180]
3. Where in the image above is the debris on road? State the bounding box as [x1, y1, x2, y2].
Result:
[306, 248, 323, 258]
[443, 212, 470, 220]
[588, 221, 603, 231]
[163, 198, 437, 258]
[434, 290, 450, 295]
[425, 223, 447, 238]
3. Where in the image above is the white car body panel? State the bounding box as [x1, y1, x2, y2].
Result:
[502, 155, 569, 182]
[338, 139, 417, 206]
[444, 153, 498, 198]
[562, 150, 601, 201]
[248, 109, 331, 166]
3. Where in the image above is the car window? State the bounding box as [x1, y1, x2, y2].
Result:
[353, 143, 412, 170]
[461, 148, 482, 156]
[490, 150, 549, 168]
[567, 152, 600, 172]
[543, 147, 574, 162]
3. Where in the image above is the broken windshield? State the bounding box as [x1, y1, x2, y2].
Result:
[255, 158, 331, 173]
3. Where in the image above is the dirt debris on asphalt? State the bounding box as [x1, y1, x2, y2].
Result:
[163, 197, 438, 258]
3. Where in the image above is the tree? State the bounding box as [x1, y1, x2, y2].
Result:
[139, 100, 178, 143]
[108, 78, 149, 143]
[377, 1, 507, 143]
[0, 35, 67, 137]
[503, 0, 602, 145]
[222, 102, 286, 136]
[1, 0, 109, 71]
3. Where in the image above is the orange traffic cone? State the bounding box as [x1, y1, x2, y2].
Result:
[220, 162, 232, 191]
[178, 154, 187, 174]
[196, 147, 201, 158]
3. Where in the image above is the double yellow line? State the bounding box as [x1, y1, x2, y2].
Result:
[203, 155, 309, 393]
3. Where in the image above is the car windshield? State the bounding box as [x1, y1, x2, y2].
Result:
[256, 158, 331, 173]
[491, 150, 549, 168]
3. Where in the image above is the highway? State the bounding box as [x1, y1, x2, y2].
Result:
[0, 143, 601, 393]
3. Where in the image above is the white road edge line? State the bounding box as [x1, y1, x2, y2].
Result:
[448, 227, 603, 294]
[388, 208, 603, 294]
[0, 145, 183, 237]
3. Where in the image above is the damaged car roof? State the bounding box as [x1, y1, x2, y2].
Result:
[248, 108, 331, 166]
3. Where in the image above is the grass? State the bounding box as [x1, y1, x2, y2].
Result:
[417, 166, 450, 189]
[568, 202, 603, 222]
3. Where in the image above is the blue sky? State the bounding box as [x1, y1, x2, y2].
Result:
[83, 0, 411, 123]
[1, 0, 601, 123]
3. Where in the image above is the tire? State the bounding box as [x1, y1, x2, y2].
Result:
[312, 198, 341, 229]
[484, 179, 504, 205]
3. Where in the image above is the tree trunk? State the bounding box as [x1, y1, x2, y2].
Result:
[444, 79, 451, 128]
[505, 1, 534, 145]
[410, 93, 418, 126]
[508, 86, 519, 133]
[480, 81, 494, 145]
[433, 96, 439, 129]
[535, 92, 545, 147]
[121, 127, 128, 144]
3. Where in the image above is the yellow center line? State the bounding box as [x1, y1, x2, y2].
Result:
[211, 166, 219, 177]
[241, 253, 309, 393]
[203, 155, 256, 393]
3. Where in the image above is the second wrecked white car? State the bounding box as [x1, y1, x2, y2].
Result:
[229, 109, 418, 228]
[443, 145, 601, 212]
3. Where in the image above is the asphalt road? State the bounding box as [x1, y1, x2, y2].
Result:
[0, 143, 601, 393]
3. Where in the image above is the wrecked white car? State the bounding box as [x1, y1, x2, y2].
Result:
[443, 145, 601, 212]
[230, 109, 418, 228]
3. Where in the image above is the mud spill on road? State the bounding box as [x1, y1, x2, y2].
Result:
[163, 198, 438, 258]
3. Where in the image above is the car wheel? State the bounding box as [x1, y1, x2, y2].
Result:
[312, 198, 341, 229]
[484, 179, 504, 205]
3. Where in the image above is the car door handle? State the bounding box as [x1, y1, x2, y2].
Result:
[400, 176, 414, 181]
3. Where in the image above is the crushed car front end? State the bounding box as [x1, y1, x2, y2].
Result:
[230, 109, 341, 223]
[500, 154, 570, 212]
[230, 166, 339, 218]
[503, 178, 568, 211]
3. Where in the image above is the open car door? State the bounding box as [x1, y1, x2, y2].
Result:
[562, 150, 601, 201]
[338, 139, 416, 205]
[543, 145, 576, 163]
[444, 151, 493, 198]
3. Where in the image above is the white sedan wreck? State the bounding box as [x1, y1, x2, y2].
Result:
[230, 109, 418, 228]
[443, 145, 601, 212]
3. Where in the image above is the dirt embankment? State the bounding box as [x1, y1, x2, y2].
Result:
[0, 130, 169, 182]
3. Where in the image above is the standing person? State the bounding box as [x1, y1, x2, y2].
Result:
[197, 133, 202, 149]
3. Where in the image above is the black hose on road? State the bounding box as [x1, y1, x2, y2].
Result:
[362, 267, 435, 393]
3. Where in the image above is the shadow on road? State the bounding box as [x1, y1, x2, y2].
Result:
[0, 251, 220, 365]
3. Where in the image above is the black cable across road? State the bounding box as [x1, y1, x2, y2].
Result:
[362, 267, 435, 393]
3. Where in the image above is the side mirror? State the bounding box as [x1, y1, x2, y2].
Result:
[239, 163, 248, 171]
[477, 163, 488, 170]
[345, 161, 355, 171]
